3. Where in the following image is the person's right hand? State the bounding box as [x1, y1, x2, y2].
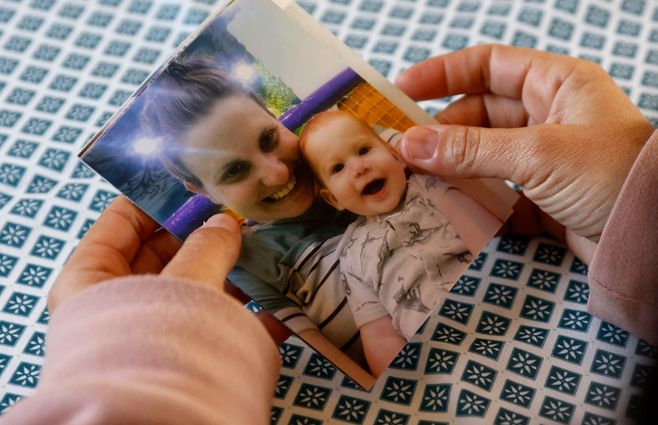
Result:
[396, 44, 654, 245]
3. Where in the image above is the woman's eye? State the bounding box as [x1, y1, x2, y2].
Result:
[357, 146, 370, 155]
[259, 129, 278, 152]
[222, 161, 250, 183]
[331, 163, 344, 174]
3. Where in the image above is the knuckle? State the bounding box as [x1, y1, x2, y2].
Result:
[442, 126, 481, 175]
[580, 60, 606, 78]
[519, 124, 563, 185]
[565, 61, 606, 95]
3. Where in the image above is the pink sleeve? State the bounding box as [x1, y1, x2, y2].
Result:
[0, 276, 280, 424]
[589, 130, 658, 346]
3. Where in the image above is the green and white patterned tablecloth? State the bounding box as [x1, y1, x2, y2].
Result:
[0, 0, 656, 424]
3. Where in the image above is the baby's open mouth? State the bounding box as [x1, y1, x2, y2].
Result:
[362, 178, 385, 195]
[263, 173, 297, 203]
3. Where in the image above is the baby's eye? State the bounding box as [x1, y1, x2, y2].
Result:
[259, 129, 278, 153]
[331, 163, 344, 174]
[357, 146, 371, 155]
[222, 161, 250, 183]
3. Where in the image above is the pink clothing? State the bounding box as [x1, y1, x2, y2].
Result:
[2, 131, 657, 423]
[0, 277, 280, 425]
[589, 129, 658, 346]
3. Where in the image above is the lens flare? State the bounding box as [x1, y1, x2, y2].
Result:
[133, 137, 161, 156]
[232, 62, 257, 85]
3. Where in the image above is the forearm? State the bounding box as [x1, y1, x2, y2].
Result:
[2, 276, 280, 424]
[359, 316, 407, 378]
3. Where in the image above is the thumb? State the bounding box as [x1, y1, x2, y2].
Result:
[400, 124, 542, 185]
[161, 213, 241, 290]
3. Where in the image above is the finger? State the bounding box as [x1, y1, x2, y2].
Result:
[437, 94, 529, 128]
[396, 44, 515, 99]
[49, 230, 181, 313]
[48, 197, 163, 313]
[396, 44, 577, 117]
[162, 214, 241, 290]
[54, 196, 161, 290]
[71, 196, 160, 268]
[130, 229, 182, 274]
[400, 123, 561, 186]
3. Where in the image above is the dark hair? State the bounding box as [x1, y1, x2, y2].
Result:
[141, 58, 266, 189]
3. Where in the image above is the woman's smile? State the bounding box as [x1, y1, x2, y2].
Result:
[264, 173, 297, 203]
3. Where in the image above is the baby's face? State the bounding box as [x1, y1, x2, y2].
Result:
[304, 113, 407, 216]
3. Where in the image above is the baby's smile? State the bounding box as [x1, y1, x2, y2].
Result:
[361, 178, 386, 196]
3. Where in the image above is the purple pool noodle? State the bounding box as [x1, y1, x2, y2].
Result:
[164, 194, 218, 240]
[279, 68, 364, 131]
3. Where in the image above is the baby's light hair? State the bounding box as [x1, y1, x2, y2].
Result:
[299, 110, 355, 155]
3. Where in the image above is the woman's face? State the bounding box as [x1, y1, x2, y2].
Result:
[178, 95, 317, 222]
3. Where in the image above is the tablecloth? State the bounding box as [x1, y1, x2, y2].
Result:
[0, 0, 656, 424]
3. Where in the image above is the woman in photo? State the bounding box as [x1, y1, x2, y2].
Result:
[141, 58, 376, 385]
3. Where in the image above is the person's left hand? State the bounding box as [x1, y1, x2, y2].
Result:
[48, 196, 241, 313]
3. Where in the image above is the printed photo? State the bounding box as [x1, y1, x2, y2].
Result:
[80, 0, 517, 389]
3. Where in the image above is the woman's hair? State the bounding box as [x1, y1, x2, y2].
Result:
[140, 58, 266, 189]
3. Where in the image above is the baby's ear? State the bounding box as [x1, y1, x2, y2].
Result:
[391, 147, 405, 163]
[320, 187, 343, 211]
[387, 144, 407, 167]
[378, 134, 405, 164]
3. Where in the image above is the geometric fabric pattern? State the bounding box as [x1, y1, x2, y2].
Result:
[274, 237, 657, 424]
[0, 0, 656, 424]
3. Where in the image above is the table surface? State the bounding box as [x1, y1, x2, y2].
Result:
[0, 0, 656, 424]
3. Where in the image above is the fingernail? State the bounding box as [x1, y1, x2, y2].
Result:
[403, 127, 438, 160]
[204, 213, 236, 229]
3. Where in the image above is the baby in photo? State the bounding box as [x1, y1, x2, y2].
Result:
[300, 110, 502, 376]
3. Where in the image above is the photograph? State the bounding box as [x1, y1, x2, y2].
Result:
[80, 0, 518, 389]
